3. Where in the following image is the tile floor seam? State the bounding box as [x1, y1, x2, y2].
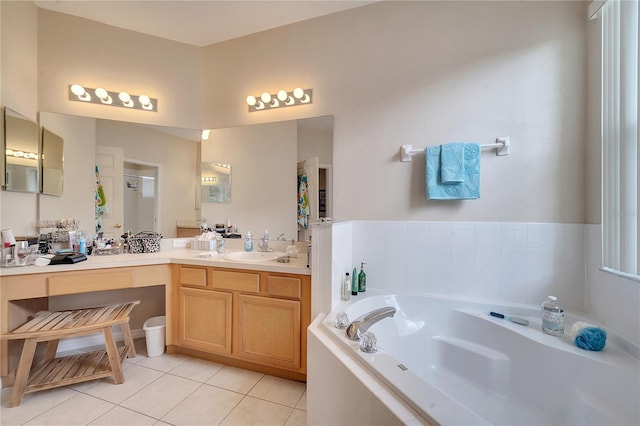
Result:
[246, 394, 303, 410]
[199, 381, 248, 398]
[217, 393, 248, 426]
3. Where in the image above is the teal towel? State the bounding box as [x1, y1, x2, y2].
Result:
[440, 142, 465, 183]
[426, 143, 480, 200]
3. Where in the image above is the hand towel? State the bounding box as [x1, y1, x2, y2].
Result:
[95, 165, 108, 233]
[297, 174, 310, 229]
[426, 143, 480, 200]
[440, 142, 465, 184]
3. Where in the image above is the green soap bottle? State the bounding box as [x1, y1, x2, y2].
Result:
[352, 267, 358, 295]
[358, 262, 367, 292]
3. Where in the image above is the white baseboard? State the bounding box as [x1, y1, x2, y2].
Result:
[56, 328, 145, 353]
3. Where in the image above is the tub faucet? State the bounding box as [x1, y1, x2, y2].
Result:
[345, 306, 396, 341]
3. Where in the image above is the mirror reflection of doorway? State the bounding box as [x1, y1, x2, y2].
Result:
[123, 161, 159, 233]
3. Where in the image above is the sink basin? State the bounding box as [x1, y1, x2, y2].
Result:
[223, 251, 282, 263]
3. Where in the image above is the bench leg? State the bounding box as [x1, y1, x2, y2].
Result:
[9, 338, 38, 408]
[102, 327, 124, 384]
[121, 322, 136, 358]
[44, 340, 59, 362]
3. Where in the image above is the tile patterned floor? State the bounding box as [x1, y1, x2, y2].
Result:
[0, 340, 307, 426]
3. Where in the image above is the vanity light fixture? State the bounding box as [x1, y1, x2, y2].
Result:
[246, 88, 312, 112]
[68, 84, 158, 112]
[201, 176, 217, 183]
[5, 149, 38, 160]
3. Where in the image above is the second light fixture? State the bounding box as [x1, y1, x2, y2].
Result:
[246, 88, 312, 112]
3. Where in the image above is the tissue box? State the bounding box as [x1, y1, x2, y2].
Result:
[192, 239, 216, 251]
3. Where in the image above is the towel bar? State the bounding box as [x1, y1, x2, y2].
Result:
[400, 137, 510, 162]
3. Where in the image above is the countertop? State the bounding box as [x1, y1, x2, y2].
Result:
[0, 247, 311, 277]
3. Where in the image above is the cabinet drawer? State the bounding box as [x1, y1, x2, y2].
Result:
[266, 276, 301, 299]
[48, 269, 133, 295]
[179, 267, 207, 287]
[210, 269, 259, 293]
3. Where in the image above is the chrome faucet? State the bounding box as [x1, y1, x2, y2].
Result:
[257, 229, 273, 252]
[345, 306, 396, 341]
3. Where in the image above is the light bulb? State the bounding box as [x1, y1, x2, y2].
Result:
[139, 95, 153, 110]
[277, 90, 288, 102]
[293, 88, 304, 99]
[260, 92, 271, 103]
[94, 88, 112, 104]
[70, 84, 90, 101]
[71, 84, 86, 96]
[95, 88, 108, 99]
[246, 95, 257, 106]
[119, 91, 133, 107]
[201, 129, 210, 140]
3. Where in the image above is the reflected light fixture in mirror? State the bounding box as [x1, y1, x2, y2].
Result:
[68, 84, 158, 112]
[247, 88, 312, 112]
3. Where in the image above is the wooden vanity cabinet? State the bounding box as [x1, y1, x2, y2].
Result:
[179, 288, 232, 354]
[174, 265, 310, 380]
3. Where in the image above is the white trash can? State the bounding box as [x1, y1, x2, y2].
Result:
[143, 316, 166, 357]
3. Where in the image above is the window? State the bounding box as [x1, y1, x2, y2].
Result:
[597, 0, 639, 277]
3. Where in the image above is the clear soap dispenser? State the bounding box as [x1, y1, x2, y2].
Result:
[244, 231, 253, 252]
[542, 296, 564, 336]
[286, 239, 299, 258]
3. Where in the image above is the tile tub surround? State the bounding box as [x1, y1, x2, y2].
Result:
[324, 220, 640, 346]
[333, 221, 585, 309]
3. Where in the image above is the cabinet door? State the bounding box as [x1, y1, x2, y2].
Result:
[236, 294, 301, 370]
[179, 287, 232, 354]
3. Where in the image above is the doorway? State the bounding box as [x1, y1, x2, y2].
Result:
[123, 161, 159, 233]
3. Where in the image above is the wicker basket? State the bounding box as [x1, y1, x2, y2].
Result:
[128, 232, 162, 253]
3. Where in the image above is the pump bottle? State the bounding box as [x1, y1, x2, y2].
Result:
[358, 262, 367, 292]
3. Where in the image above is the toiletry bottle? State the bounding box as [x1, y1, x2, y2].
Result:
[352, 267, 358, 296]
[341, 273, 351, 301]
[79, 235, 87, 255]
[358, 262, 367, 292]
[542, 296, 564, 336]
[286, 239, 299, 258]
[244, 231, 253, 252]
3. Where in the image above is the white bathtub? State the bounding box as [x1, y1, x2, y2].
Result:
[312, 294, 640, 425]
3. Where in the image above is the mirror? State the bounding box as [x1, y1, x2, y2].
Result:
[201, 115, 333, 241]
[3, 107, 39, 193]
[38, 112, 200, 238]
[41, 128, 64, 196]
[201, 162, 231, 202]
[30, 112, 331, 240]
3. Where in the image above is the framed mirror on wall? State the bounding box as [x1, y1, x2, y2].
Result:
[41, 128, 64, 196]
[201, 162, 231, 203]
[3, 107, 40, 193]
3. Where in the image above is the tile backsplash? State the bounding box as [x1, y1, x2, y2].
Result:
[334, 221, 587, 310]
[320, 220, 639, 345]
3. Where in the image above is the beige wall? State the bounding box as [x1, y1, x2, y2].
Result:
[0, 1, 39, 236]
[202, 1, 588, 224]
[3, 1, 589, 233]
[37, 8, 202, 130]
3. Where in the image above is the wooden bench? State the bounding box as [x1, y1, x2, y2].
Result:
[1, 300, 140, 408]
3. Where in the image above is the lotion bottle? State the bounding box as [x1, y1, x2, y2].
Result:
[352, 267, 358, 295]
[341, 273, 351, 301]
[542, 296, 564, 336]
